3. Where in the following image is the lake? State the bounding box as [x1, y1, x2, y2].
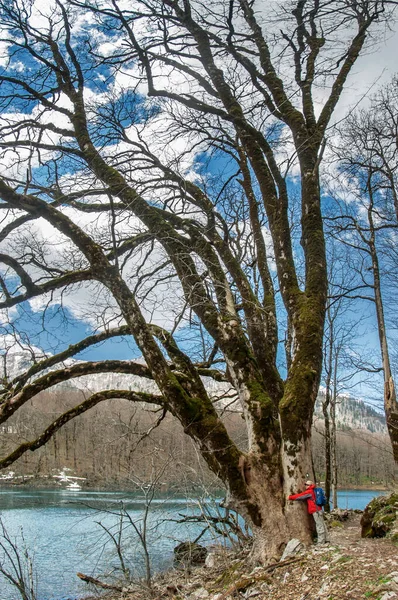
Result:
[0, 487, 387, 600]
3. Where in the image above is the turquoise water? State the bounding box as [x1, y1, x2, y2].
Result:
[0, 487, 387, 600]
[0, 489, 231, 600]
[333, 489, 386, 511]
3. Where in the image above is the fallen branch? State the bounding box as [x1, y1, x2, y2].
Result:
[77, 572, 124, 592]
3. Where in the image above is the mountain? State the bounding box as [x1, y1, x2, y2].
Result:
[1, 351, 160, 394]
[1, 351, 36, 379]
[0, 351, 393, 488]
[315, 392, 386, 433]
[1, 351, 387, 433]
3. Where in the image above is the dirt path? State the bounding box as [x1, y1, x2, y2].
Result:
[258, 514, 398, 600]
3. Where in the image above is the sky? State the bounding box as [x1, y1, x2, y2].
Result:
[0, 0, 397, 400]
[336, 24, 398, 114]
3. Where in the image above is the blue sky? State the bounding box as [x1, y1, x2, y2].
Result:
[4, 304, 140, 361]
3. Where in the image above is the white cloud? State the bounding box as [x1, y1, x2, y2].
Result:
[0, 40, 10, 67]
[329, 28, 398, 124]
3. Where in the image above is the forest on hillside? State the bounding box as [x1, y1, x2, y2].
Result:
[0, 389, 394, 490]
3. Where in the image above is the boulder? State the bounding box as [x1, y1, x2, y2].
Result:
[327, 509, 350, 521]
[174, 541, 208, 567]
[325, 508, 361, 523]
[361, 493, 398, 540]
[280, 538, 303, 561]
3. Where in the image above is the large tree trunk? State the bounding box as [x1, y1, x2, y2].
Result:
[228, 443, 314, 563]
[282, 437, 315, 545]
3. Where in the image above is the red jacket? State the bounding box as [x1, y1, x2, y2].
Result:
[288, 484, 321, 514]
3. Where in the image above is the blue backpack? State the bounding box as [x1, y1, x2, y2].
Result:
[314, 487, 326, 507]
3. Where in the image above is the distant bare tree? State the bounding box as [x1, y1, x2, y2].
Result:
[329, 81, 398, 463]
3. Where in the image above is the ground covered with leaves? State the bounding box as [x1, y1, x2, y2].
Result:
[84, 512, 397, 600]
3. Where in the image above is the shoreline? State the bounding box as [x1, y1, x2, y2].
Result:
[0, 480, 393, 493]
[77, 512, 398, 600]
[1, 490, 395, 599]
[337, 484, 392, 491]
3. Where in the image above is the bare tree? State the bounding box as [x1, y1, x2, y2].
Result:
[0, 520, 37, 600]
[322, 297, 369, 509]
[319, 240, 377, 508]
[0, 0, 393, 560]
[329, 81, 398, 463]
